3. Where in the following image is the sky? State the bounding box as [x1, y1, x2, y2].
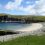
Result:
[0, 0, 45, 15]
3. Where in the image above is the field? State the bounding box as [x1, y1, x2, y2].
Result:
[0, 35, 45, 45]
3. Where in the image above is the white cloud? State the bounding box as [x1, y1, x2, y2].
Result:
[35, 1, 39, 4]
[14, 0, 22, 6]
[4, 0, 45, 15]
[5, 2, 14, 10]
[34, 0, 45, 15]
[5, 0, 22, 10]
[19, 5, 36, 15]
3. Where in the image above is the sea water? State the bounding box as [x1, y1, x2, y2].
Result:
[0, 22, 31, 30]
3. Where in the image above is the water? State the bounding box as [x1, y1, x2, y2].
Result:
[0, 22, 31, 30]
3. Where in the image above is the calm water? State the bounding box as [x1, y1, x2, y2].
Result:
[0, 22, 31, 30]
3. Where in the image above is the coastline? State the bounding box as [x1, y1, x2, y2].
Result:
[0, 23, 43, 42]
[15, 23, 43, 32]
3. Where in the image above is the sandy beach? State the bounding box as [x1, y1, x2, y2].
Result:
[0, 23, 43, 42]
[16, 23, 43, 32]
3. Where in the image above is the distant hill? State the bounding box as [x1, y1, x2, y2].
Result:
[0, 13, 45, 23]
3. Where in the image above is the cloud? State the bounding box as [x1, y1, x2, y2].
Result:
[4, 0, 37, 15]
[18, 5, 36, 15]
[5, 2, 15, 10]
[4, 0, 45, 15]
[35, 0, 45, 15]
[5, 0, 22, 10]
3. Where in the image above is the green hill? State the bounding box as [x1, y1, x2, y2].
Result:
[0, 35, 45, 45]
[0, 14, 45, 23]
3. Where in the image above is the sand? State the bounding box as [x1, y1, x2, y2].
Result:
[0, 23, 43, 42]
[16, 23, 43, 32]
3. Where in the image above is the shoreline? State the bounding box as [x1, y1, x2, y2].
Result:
[15, 23, 43, 32]
[0, 23, 43, 42]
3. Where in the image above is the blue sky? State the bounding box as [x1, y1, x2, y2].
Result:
[0, 0, 45, 15]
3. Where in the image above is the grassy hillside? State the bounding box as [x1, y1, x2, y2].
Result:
[0, 14, 45, 23]
[0, 35, 45, 45]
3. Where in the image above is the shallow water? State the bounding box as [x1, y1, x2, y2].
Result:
[0, 22, 31, 30]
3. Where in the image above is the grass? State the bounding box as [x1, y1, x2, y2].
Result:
[0, 35, 45, 45]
